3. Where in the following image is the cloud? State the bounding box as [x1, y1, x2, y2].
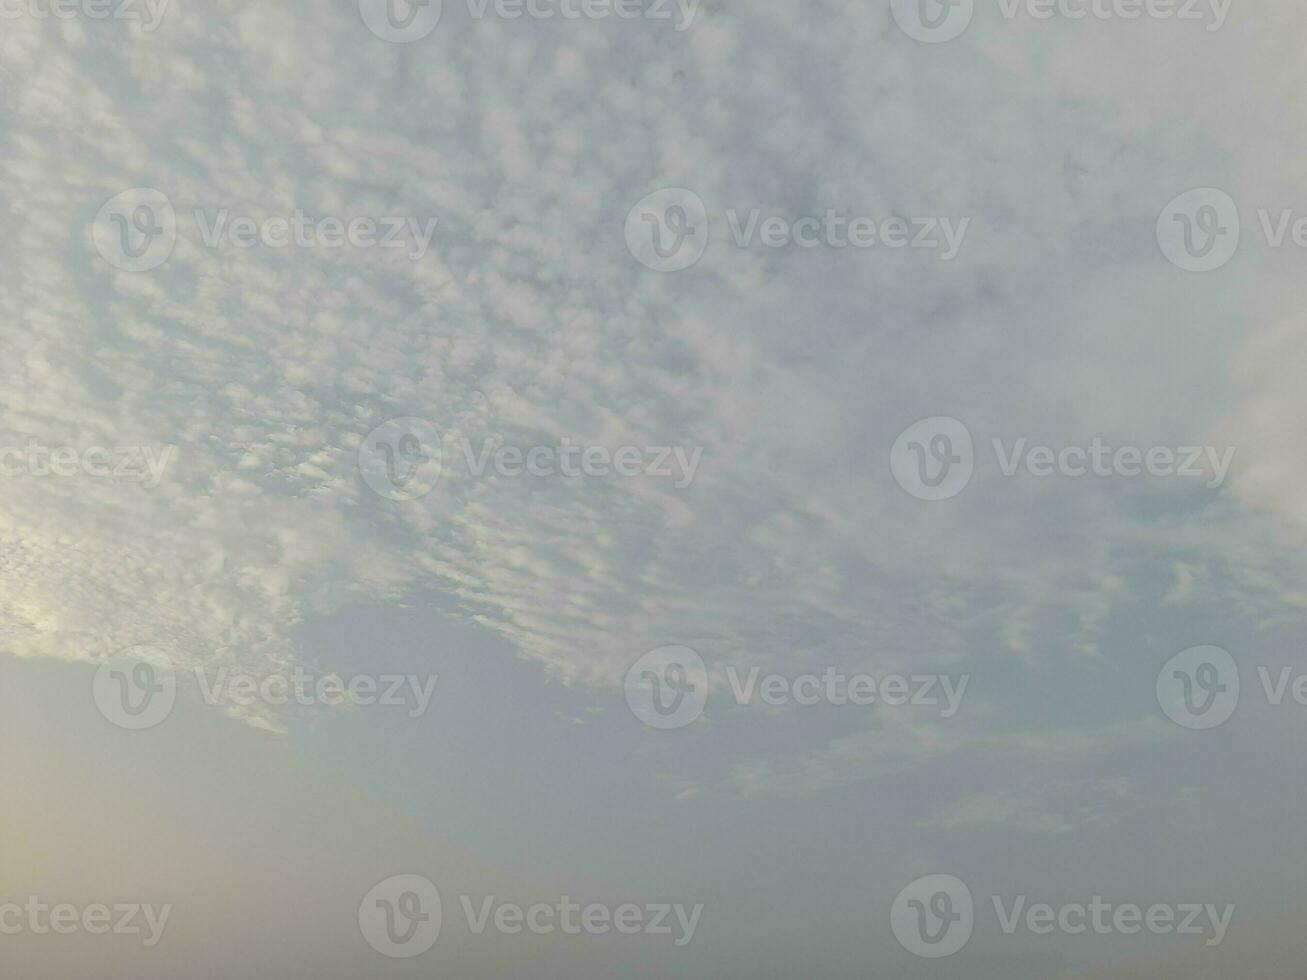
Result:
[0, 0, 1303, 788]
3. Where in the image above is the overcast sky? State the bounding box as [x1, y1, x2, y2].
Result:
[2, 1, 1306, 976]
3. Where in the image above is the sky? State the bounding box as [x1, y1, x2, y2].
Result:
[1, 0, 1306, 976]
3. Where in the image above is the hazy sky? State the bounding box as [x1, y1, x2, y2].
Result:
[2, 1, 1306, 977]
